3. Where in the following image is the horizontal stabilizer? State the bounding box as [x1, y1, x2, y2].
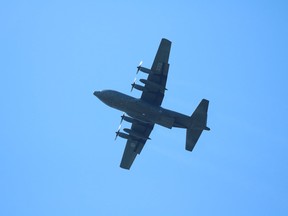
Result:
[186, 129, 203, 151]
[186, 99, 209, 151]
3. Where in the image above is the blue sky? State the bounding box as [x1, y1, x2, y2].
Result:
[1, 0, 288, 215]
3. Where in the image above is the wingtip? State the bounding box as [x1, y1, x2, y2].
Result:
[202, 98, 209, 104]
[161, 38, 172, 44]
[120, 164, 131, 170]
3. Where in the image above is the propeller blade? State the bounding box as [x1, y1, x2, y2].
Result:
[120, 113, 125, 124]
[130, 78, 137, 92]
[136, 61, 143, 74]
[117, 124, 122, 131]
[115, 124, 122, 140]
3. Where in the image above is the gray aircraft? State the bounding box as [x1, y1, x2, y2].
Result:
[94, 38, 210, 170]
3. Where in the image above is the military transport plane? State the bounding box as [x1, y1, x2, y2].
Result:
[94, 38, 210, 170]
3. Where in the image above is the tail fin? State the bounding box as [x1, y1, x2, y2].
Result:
[186, 99, 210, 151]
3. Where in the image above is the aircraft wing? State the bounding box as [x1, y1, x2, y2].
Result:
[140, 38, 171, 106]
[120, 120, 154, 169]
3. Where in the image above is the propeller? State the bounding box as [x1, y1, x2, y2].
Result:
[115, 124, 122, 140]
[136, 61, 143, 74]
[130, 77, 137, 92]
[120, 113, 126, 124]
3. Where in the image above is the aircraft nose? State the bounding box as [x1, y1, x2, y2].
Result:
[93, 91, 101, 97]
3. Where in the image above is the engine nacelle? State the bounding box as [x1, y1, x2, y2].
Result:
[137, 66, 152, 74]
[140, 79, 167, 92]
[123, 128, 151, 140]
[133, 84, 146, 92]
[122, 115, 152, 125]
[118, 132, 131, 140]
[122, 115, 134, 123]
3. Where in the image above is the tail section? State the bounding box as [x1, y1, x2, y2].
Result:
[186, 99, 210, 151]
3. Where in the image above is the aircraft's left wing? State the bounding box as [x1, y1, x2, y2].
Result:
[120, 120, 154, 169]
[139, 38, 171, 106]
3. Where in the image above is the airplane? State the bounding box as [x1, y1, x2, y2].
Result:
[93, 38, 210, 170]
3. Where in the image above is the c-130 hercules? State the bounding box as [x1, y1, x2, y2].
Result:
[94, 38, 210, 170]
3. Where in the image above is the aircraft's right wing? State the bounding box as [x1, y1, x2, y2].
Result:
[120, 119, 154, 170]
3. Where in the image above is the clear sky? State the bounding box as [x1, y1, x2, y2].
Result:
[1, 0, 288, 215]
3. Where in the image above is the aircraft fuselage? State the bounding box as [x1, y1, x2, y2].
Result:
[94, 90, 191, 129]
